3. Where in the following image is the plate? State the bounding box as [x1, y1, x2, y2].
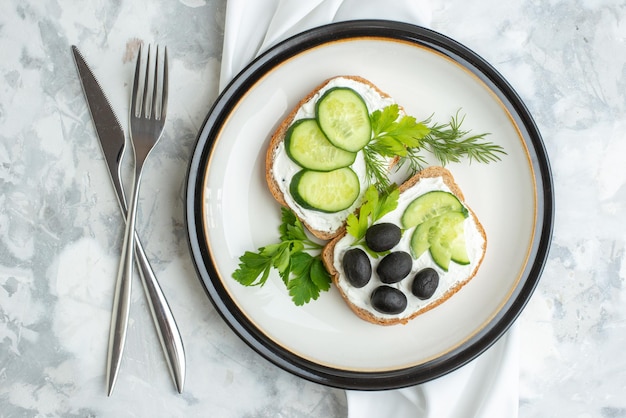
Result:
[186, 20, 553, 390]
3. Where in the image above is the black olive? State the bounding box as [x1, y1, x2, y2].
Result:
[365, 223, 401, 252]
[376, 251, 412, 284]
[411, 268, 439, 300]
[370, 286, 407, 314]
[342, 248, 372, 288]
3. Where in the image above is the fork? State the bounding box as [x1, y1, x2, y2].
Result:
[106, 44, 168, 396]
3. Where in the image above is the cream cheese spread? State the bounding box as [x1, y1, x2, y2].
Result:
[331, 176, 486, 321]
[271, 77, 396, 235]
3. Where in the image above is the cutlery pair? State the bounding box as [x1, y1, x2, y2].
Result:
[72, 45, 185, 395]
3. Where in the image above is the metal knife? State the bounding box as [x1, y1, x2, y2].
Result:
[71, 45, 185, 395]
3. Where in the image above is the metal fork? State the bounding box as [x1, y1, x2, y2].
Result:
[106, 45, 169, 396]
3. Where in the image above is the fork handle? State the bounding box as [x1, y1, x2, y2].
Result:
[106, 173, 141, 396]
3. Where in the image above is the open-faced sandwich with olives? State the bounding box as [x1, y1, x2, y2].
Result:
[322, 166, 486, 325]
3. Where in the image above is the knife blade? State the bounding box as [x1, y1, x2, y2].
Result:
[71, 45, 185, 395]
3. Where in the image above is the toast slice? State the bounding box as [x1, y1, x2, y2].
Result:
[321, 166, 487, 326]
[265, 76, 398, 240]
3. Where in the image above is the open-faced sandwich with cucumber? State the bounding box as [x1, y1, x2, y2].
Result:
[321, 166, 486, 326]
[234, 75, 505, 324]
[265, 75, 398, 240]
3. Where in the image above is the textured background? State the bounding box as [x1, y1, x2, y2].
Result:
[1, 0, 625, 416]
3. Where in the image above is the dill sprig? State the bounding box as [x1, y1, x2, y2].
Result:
[362, 147, 392, 191]
[362, 106, 506, 190]
[419, 111, 506, 165]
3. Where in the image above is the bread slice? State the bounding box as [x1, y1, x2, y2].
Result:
[321, 166, 487, 326]
[265, 75, 398, 240]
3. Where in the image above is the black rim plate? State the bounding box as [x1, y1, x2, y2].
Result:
[186, 20, 553, 390]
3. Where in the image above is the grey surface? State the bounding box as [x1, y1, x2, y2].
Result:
[1, 0, 625, 416]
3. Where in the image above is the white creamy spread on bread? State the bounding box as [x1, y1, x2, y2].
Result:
[271, 77, 396, 235]
[331, 176, 486, 320]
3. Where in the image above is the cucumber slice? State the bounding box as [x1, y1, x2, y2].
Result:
[290, 167, 360, 213]
[429, 212, 466, 271]
[316, 88, 371, 152]
[450, 233, 470, 265]
[429, 239, 453, 272]
[410, 218, 433, 259]
[402, 190, 468, 229]
[285, 119, 357, 171]
[409, 211, 469, 271]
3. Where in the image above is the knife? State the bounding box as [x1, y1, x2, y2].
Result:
[71, 45, 185, 395]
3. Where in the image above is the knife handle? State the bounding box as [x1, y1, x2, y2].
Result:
[133, 233, 186, 393]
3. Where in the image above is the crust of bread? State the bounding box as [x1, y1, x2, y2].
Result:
[321, 166, 487, 326]
[265, 75, 395, 240]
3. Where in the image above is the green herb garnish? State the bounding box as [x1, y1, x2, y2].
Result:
[232, 207, 331, 305]
[417, 111, 506, 165]
[346, 184, 400, 257]
[363, 105, 506, 190]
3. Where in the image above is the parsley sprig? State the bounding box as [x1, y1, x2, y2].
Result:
[232, 208, 331, 305]
[346, 184, 400, 257]
[364, 105, 506, 190]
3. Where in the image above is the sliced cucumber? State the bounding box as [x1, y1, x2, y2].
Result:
[316, 87, 371, 152]
[401, 191, 468, 229]
[409, 211, 469, 271]
[285, 119, 357, 171]
[429, 212, 466, 271]
[450, 233, 470, 265]
[290, 167, 360, 213]
[431, 237, 470, 271]
[410, 218, 434, 259]
[429, 239, 453, 272]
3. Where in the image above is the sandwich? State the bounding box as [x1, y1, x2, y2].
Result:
[322, 166, 487, 325]
[265, 75, 398, 240]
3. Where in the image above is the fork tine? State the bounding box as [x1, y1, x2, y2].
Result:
[160, 47, 168, 121]
[152, 46, 159, 120]
[131, 44, 168, 121]
[142, 45, 152, 118]
[131, 45, 142, 118]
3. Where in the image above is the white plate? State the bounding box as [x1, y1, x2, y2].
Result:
[186, 20, 553, 389]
